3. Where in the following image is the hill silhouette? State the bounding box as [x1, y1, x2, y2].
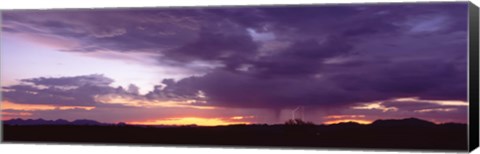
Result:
[2, 118, 467, 151]
[370, 117, 436, 127]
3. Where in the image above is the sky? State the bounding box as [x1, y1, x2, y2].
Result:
[0, 2, 470, 126]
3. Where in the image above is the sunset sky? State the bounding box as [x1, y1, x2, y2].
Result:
[0, 2, 470, 126]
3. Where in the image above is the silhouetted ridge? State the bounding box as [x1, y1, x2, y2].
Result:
[328, 121, 365, 127]
[54, 119, 70, 125]
[72, 119, 103, 125]
[371, 118, 436, 127]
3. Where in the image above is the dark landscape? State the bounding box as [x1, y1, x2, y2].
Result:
[2, 118, 467, 151]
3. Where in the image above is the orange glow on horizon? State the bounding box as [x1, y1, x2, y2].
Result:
[323, 119, 373, 125]
[1, 111, 33, 120]
[128, 117, 251, 126]
[325, 115, 366, 119]
[323, 114, 372, 125]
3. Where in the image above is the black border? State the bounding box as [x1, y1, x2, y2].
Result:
[469, 1, 479, 152]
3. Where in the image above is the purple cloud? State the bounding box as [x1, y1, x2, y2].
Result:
[3, 75, 133, 106]
[2, 2, 469, 113]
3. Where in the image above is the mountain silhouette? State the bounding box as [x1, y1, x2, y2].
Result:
[71, 119, 103, 125]
[370, 117, 436, 127]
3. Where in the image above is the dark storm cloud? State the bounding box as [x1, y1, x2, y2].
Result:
[163, 26, 258, 69]
[147, 69, 362, 109]
[2, 9, 203, 52]
[150, 3, 468, 109]
[250, 36, 354, 78]
[2, 2, 469, 110]
[329, 57, 467, 101]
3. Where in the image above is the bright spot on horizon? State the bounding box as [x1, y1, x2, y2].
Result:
[323, 119, 373, 125]
[128, 117, 250, 126]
